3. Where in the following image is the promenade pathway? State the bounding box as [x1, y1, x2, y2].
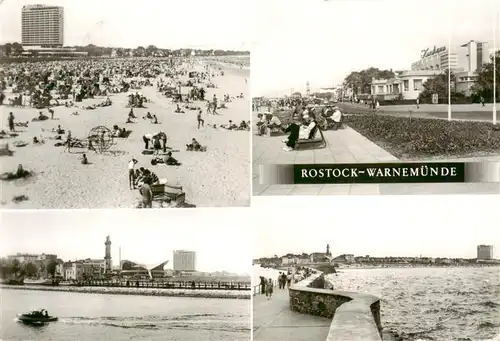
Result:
[253, 288, 331, 341]
[253, 108, 500, 196]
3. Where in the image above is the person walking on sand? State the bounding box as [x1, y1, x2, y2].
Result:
[66, 130, 72, 152]
[128, 158, 138, 189]
[212, 94, 219, 115]
[8, 112, 15, 132]
[139, 176, 153, 208]
[266, 278, 274, 299]
[197, 110, 204, 129]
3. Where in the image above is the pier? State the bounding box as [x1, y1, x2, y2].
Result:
[253, 268, 383, 341]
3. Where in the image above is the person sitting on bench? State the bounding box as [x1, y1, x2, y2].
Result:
[299, 115, 317, 140]
[282, 118, 301, 152]
[256, 113, 268, 135]
[267, 115, 282, 130]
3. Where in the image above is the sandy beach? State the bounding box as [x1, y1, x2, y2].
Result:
[0, 57, 250, 208]
[0, 284, 251, 299]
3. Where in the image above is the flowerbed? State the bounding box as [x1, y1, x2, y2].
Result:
[345, 114, 500, 159]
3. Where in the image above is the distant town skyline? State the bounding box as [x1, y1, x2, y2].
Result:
[252, 196, 500, 259]
[0, 210, 251, 275]
[252, 0, 498, 97]
[0, 0, 250, 50]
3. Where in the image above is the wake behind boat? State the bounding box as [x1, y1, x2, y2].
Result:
[17, 309, 58, 324]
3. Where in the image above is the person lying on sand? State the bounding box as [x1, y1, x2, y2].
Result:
[34, 111, 49, 121]
[1, 164, 33, 181]
[72, 110, 79, 116]
[152, 114, 158, 124]
[81, 153, 89, 165]
[221, 120, 238, 130]
[14, 121, 29, 128]
[144, 111, 153, 120]
[56, 125, 65, 135]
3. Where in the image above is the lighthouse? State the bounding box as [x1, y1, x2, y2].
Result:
[104, 236, 112, 273]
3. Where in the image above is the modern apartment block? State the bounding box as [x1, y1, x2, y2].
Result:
[173, 250, 196, 271]
[22, 5, 64, 47]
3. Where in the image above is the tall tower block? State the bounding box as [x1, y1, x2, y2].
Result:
[105, 236, 112, 272]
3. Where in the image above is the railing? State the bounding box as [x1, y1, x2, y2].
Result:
[74, 280, 251, 291]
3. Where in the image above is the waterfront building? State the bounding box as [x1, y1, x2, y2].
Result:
[7, 253, 57, 263]
[454, 41, 491, 96]
[22, 5, 64, 47]
[371, 69, 442, 100]
[64, 262, 84, 280]
[477, 245, 494, 260]
[370, 41, 491, 100]
[173, 250, 196, 271]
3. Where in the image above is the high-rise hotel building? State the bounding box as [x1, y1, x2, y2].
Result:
[22, 5, 64, 47]
[173, 250, 196, 271]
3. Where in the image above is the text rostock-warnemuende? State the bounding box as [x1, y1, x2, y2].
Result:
[300, 166, 459, 178]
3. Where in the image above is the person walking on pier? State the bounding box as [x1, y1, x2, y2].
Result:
[286, 273, 292, 288]
[260, 276, 266, 295]
[266, 278, 274, 299]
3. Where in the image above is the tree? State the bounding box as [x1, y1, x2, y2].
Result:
[24, 262, 38, 277]
[419, 70, 456, 103]
[344, 67, 395, 94]
[146, 45, 158, 56]
[11, 42, 23, 56]
[3, 43, 12, 57]
[47, 261, 57, 278]
[472, 51, 500, 102]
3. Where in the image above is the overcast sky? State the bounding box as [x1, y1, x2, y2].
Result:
[0, 0, 250, 50]
[252, 0, 498, 97]
[252, 196, 500, 259]
[0, 209, 251, 274]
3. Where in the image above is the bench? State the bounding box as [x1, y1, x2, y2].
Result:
[295, 127, 327, 150]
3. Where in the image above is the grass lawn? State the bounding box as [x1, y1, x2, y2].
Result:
[345, 114, 500, 160]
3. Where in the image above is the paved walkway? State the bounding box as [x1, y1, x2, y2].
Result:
[253, 289, 331, 341]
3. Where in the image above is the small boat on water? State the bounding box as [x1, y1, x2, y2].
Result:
[23, 278, 59, 286]
[17, 309, 58, 324]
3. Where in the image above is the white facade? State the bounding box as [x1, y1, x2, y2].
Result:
[22, 5, 64, 47]
[371, 70, 441, 100]
[173, 250, 196, 271]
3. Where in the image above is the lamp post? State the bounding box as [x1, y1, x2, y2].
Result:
[493, 8, 498, 125]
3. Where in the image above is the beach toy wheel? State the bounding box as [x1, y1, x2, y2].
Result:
[88, 126, 114, 153]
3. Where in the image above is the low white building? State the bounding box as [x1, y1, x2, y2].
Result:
[371, 69, 442, 100]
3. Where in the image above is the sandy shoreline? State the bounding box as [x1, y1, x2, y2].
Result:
[0, 284, 251, 300]
[0, 58, 250, 208]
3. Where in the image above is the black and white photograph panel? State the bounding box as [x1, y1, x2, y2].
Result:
[0, 210, 252, 341]
[0, 0, 251, 209]
[252, 197, 500, 341]
[252, 0, 500, 196]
